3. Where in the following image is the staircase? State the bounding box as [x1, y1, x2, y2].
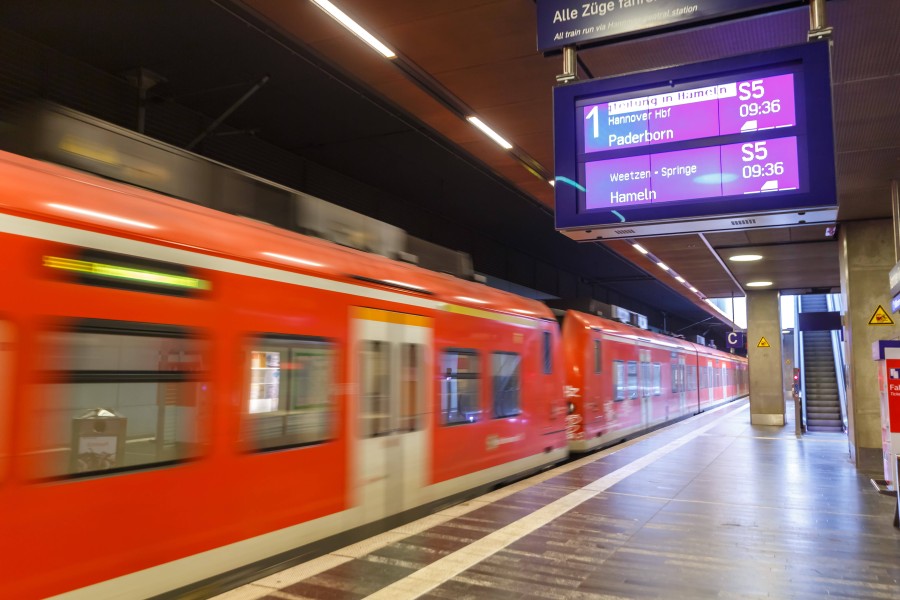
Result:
[800, 295, 844, 432]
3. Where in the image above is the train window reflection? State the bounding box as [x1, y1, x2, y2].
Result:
[399, 343, 424, 433]
[652, 363, 662, 396]
[627, 360, 638, 399]
[542, 331, 552, 374]
[37, 320, 207, 478]
[613, 360, 625, 401]
[441, 350, 481, 425]
[247, 335, 334, 449]
[360, 340, 391, 437]
[492, 352, 521, 418]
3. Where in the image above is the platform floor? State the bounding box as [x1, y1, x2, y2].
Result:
[214, 400, 900, 599]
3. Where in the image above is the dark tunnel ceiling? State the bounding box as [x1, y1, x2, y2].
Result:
[0, 0, 896, 331]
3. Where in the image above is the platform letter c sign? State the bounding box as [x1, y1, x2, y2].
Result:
[726, 332, 745, 349]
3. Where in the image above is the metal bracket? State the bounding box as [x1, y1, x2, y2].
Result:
[556, 46, 578, 84]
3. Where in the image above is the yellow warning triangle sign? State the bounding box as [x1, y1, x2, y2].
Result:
[868, 305, 894, 325]
[757, 337, 771, 348]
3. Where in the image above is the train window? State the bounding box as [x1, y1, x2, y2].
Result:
[37, 320, 207, 478]
[640, 361, 651, 397]
[652, 363, 662, 395]
[441, 350, 481, 425]
[627, 361, 638, 399]
[247, 335, 334, 449]
[399, 343, 425, 432]
[613, 361, 625, 401]
[671, 362, 680, 393]
[360, 341, 391, 437]
[688, 366, 697, 391]
[594, 339, 602, 373]
[492, 352, 521, 418]
[542, 331, 552, 374]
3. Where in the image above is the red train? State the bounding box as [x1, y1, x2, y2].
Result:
[0, 147, 746, 599]
[562, 311, 748, 452]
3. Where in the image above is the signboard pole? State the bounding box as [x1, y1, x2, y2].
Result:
[808, 0, 832, 40]
[557, 46, 578, 84]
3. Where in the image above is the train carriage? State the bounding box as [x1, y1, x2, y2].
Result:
[563, 310, 749, 453]
[0, 149, 567, 599]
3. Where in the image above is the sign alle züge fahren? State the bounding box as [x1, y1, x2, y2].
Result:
[536, 0, 801, 52]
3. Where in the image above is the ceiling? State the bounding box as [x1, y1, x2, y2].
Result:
[0, 0, 897, 328]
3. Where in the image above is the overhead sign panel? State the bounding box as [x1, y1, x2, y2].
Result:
[536, 0, 801, 52]
[553, 42, 837, 239]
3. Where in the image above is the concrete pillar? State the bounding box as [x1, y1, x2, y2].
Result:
[839, 219, 900, 471]
[747, 290, 785, 425]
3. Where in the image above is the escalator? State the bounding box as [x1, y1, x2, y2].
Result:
[799, 295, 845, 432]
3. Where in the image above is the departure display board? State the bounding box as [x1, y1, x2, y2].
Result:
[553, 42, 837, 239]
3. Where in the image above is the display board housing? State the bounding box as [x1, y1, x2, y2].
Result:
[553, 42, 836, 240]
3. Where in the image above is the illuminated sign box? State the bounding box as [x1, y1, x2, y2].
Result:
[553, 41, 837, 240]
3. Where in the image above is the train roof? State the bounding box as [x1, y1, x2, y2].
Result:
[564, 309, 745, 361]
[0, 150, 554, 323]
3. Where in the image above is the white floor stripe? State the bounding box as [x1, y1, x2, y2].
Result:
[364, 404, 749, 599]
[212, 401, 748, 600]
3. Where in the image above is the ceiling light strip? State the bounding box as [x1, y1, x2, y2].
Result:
[467, 117, 513, 150]
[310, 0, 396, 58]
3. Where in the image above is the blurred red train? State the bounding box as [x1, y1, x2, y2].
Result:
[0, 142, 746, 598]
[562, 311, 748, 453]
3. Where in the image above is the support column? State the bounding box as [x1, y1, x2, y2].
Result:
[747, 290, 785, 425]
[840, 219, 899, 470]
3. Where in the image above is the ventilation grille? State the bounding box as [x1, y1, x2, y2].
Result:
[730, 218, 757, 226]
[614, 228, 637, 235]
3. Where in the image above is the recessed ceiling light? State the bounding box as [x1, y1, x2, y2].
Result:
[675, 276, 686, 283]
[729, 254, 763, 262]
[632, 243, 649, 254]
[746, 281, 773, 287]
[656, 262, 670, 271]
[689, 286, 698, 293]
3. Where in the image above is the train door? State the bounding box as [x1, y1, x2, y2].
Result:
[640, 349, 651, 426]
[677, 354, 687, 415]
[706, 359, 715, 404]
[352, 307, 431, 523]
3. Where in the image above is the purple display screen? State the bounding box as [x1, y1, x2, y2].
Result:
[582, 73, 796, 154]
[584, 136, 800, 210]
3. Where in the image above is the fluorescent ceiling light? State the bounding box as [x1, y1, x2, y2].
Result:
[675, 276, 686, 283]
[48, 203, 157, 229]
[746, 281, 773, 287]
[310, 0, 396, 58]
[729, 254, 763, 262]
[466, 116, 513, 150]
[656, 262, 670, 271]
[263, 252, 323, 268]
[632, 243, 649, 254]
[689, 286, 699, 293]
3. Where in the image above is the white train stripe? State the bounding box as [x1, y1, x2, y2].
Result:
[0, 212, 539, 327]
